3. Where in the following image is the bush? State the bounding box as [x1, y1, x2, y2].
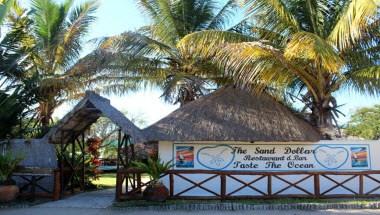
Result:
[0, 152, 23, 185]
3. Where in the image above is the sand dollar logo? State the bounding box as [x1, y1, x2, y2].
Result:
[197, 145, 235, 170]
[314, 146, 349, 169]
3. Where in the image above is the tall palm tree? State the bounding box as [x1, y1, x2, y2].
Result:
[91, 0, 239, 105]
[22, 0, 99, 130]
[178, 0, 380, 138]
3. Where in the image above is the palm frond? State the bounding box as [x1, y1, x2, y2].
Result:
[344, 66, 380, 96]
[31, 0, 68, 50]
[0, 0, 14, 25]
[55, 0, 98, 69]
[214, 41, 296, 92]
[207, 0, 238, 30]
[284, 31, 344, 73]
[101, 31, 173, 58]
[328, 0, 379, 50]
[144, 0, 181, 46]
[242, 0, 300, 35]
[178, 30, 254, 58]
[136, 0, 159, 20]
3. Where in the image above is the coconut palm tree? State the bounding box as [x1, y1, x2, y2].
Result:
[91, 0, 239, 105]
[22, 0, 99, 130]
[178, 0, 380, 138]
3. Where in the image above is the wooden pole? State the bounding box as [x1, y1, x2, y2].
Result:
[117, 129, 121, 171]
[314, 173, 320, 198]
[169, 173, 174, 197]
[267, 174, 272, 197]
[115, 172, 123, 201]
[60, 131, 65, 197]
[71, 138, 75, 194]
[359, 174, 364, 196]
[82, 133, 86, 191]
[53, 169, 61, 201]
[137, 172, 142, 194]
[220, 173, 226, 200]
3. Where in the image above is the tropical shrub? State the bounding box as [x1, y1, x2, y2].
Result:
[0, 152, 23, 185]
[132, 158, 173, 183]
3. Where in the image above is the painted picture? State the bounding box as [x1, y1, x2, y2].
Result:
[176, 146, 194, 168]
[351, 147, 368, 168]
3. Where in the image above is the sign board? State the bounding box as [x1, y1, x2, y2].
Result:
[158, 141, 380, 197]
[172, 143, 372, 171]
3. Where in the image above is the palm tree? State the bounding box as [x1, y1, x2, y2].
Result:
[91, 0, 239, 105]
[178, 0, 380, 138]
[0, 0, 38, 139]
[21, 0, 99, 130]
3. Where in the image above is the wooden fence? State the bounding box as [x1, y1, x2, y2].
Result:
[116, 169, 380, 201]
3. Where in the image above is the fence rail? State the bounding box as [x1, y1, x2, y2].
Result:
[116, 169, 380, 201]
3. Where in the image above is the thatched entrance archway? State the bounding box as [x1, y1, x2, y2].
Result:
[44, 91, 145, 198]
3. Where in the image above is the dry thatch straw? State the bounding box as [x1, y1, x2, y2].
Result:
[45, 91, 146, 145]
[143, 86, 321, 142]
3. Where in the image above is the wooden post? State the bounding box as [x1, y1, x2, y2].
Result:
[115, 172, 123, 201]
[60, 132, 65, 197]
[125, 135, 129, 168]
[314, 173, 320, 198]
[116, 129, 121, 171]
[53, 169, 61, 201]
[131, 142, 135, 162]
[71, 140, 75, 194]
[137, 172, 142, 194]
[359, 174, 364, 196]
[267, 174, 272, 197]
[169, 173, 174, 197]
[220, 173, 226, 200]
[82, 133, 86, 191]
[31, 176, 36, 201]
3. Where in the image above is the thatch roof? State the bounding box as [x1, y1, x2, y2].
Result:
[45, 91, 146, 144]
[143, 87, 321, 142]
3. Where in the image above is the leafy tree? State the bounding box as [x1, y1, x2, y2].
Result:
[346, 105, 380, 140]
[89, 0, 239, 106]
[179, 0, 380, 138]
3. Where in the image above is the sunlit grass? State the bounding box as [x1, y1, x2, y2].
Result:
[92, 173, 116, 189]
[91, 173, 151, 189]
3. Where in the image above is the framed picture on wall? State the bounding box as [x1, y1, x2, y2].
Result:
[175, 146, 194, 168]
[351, 147, 368, 168]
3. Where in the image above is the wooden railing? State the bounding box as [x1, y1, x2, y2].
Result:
[13, 168, 61, 201]
[116, 169, 380, 201]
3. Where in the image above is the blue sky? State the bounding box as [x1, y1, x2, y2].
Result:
[22, 0, 380, 128]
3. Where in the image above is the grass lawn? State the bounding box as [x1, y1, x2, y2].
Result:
[92, 173, 116, 189]
[91, 173, 151, 190]
[113, 198, 380, 208]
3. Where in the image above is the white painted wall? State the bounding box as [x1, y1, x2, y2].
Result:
[158, 141, 380, 197]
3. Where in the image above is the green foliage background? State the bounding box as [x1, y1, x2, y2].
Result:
[346, 105, 380, 140]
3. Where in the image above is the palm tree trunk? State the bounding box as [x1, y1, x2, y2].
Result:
[311, 98, 339, 140]
[38, 101, 55, 133]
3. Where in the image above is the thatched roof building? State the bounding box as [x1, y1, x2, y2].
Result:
[45, 91, 146, 144]
[143, 87, 321, 142]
